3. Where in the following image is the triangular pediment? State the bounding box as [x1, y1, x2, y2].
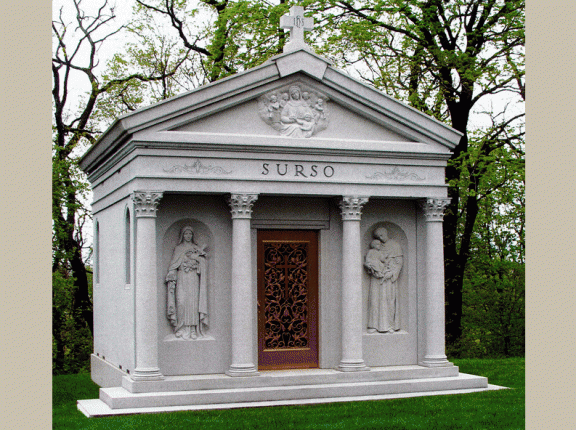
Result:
[81, 49, 460, 175]
[168, 80, 408, 143]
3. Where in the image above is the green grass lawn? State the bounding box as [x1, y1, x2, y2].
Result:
[54, 357, 524, 430]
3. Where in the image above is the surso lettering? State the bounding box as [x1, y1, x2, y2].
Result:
[261, 163, 335, 178]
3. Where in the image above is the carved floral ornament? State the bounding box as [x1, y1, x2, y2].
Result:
[339, 196, 369, 220]
[131, 191, 163, 217]
[164, 159, 231, 175]
[228, 194, 258, 219]
[258, 84, 329, 138]
[419, 198, 451, 221]
[366, 167, 426, 182]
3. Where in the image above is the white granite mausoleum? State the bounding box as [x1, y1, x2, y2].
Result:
[77, 7, 493, 417]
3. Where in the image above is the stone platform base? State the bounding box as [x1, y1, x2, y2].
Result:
[78, 366, 501, 418]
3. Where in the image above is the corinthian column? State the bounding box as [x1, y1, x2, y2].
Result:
[131, 191, 164, 381]
[338, 196, 370, 372]
[226, 194, 260, 377]
[419, 198, 453, 367]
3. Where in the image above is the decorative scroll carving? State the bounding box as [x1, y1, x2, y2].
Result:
[365, 227, 404, 333]
[258, 84, 329, 138]
[419, 198, 451, 221]
[163, 159, 231, 175]
[165, 226, 208, 340]
[132, 191, 163, 217]
[263, 241, 309, 349]
[228, 194, 258, 219]
[339, 196, 369, 221]
[366, 167, 426, 182]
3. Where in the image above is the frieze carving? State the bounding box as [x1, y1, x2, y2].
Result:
[164, 159, 231, 175]
[228, 194, 258, 219]
[165, 226, 208, 340]
[339, 196, 369, 221]
[366, 167, 426, 182]
[365, 227, 404, 333]
[131, 191, 163, 217]
[258, 84, 329, 138]
[419, 198, 451, 221]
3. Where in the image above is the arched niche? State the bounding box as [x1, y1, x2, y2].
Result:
[363, 221, 409, 333]
[160, 219, 215, 341]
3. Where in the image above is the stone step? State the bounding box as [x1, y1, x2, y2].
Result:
[100, 373, 487, 410]
[122, 365, 460, 393]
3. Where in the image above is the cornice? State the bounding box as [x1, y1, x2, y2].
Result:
[79, 50, 460, 179]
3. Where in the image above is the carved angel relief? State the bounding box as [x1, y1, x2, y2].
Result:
[258, 84, 329, 138]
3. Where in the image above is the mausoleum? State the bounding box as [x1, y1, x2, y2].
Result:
[77, 6, 494, 417]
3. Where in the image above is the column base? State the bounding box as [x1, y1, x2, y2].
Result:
[226, 364, 261, 377]
[337, 360, 370, 372]
[130, 367, 165, 381]
[419, 356, 454, 368]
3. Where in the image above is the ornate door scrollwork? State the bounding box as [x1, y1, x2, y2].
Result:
[257, 230, 319, 370]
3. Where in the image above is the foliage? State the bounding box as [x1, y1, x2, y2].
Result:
[302, 0, 525, 346]
[52, 0, 525, 375]
[133, 0, 292, 81]
[92, 0, 297, 121]
[53, 358, 525, 429]
[449, 120, 525, 358]
[453, 259, 524, 358]
[53, 271, 93, 375]
[52, 0, 183, 374]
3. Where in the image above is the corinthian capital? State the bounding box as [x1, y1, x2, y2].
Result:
[419, 198, 451, 222]
[132, 191, 163, 217]
[228, 194, 258, 219]
[339, 196, 369, 221]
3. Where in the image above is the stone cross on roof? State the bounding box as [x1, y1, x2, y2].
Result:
[280, 5, 314, 53]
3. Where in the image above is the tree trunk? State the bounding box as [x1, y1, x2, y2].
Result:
[444, 101, 471, 347]
[52, 305, 66, 373]
[70, 244, 93, 334]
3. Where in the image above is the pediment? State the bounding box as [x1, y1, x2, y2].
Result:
[81, 49, 460, 175]
[169, 81, 408, 143]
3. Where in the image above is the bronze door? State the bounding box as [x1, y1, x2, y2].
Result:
[257, 230, 319, 370]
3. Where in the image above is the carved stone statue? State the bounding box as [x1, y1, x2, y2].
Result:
[258, 84, 329, 137]
[364, 227, 403, 333]
[166, 226, 208, 339]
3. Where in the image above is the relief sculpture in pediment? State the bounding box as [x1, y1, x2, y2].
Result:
[258, 84, 329, 138]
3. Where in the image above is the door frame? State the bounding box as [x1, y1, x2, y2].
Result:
[256, 229, 319, 370]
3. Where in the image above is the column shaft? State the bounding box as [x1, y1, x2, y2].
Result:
[338, 196, 370, 372]
[420, 198, 452, 367]
[132, 191, 164, 381]
[227, 194, 259, 377]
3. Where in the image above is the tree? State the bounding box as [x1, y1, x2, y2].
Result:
[133, 0, 294, 83]
[304, 0, 525, 346]
[52, 0, 183, 373]
[451, 117, 524, 357]
[54, 0, 525, 369]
